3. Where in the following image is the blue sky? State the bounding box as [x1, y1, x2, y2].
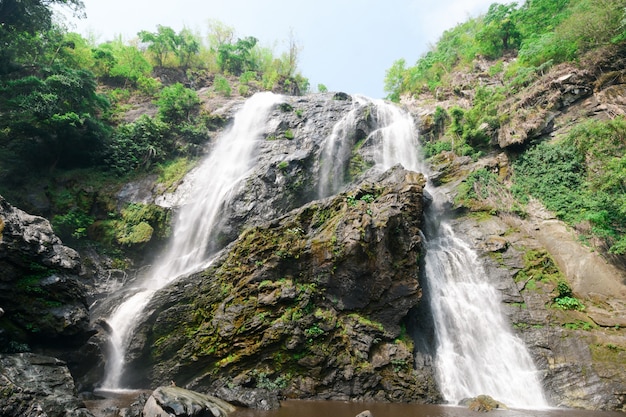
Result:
[58, 0, 495, 98]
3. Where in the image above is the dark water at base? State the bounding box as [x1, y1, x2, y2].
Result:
[84, 392, 625, 417]
[231, 400, 625, 417]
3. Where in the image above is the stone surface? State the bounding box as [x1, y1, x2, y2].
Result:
[0, 353, 94, 417]
[0, 195, 93, 350]
[142, 386, 235, 417]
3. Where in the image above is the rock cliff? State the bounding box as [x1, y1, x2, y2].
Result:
[122, 166, 438, 402]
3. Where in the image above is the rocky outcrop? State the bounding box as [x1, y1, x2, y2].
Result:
[0, 195, 93, 351]
[120, 165, 438, 402]
[142, 386, 235, 417]
[0, 353, 94, 417]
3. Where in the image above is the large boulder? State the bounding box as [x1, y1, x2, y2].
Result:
[0, 353, 94, 417]
[0, 195, 101, 392]
[122, 165, 439, 402]
[0, 195, 93, 350]
[142, 386, 235, 417]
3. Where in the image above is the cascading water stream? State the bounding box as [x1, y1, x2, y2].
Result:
[100, 92, 283, 390]
[425, 221, 548, 408]
[317, 96, 367, 199]
[367, 98, 547, 409]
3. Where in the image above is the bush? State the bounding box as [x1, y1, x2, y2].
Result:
[157, 83, 200, 124]
[52, 208, 94, 240]
[213, 74, 231, 97]
[513, 118, 626, 254]
[104, 115, 171, 175]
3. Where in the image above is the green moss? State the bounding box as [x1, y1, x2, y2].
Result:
[590, 343, 626, 364]
[117, 221, 154, 245]
[348, 153, 374, 181]
[347, 313, 384, 332]
[157, 157, 195, 193]
[112, 202, 171, 246]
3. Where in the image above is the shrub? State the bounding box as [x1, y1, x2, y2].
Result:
[213, 74, 231, 97]
[105, 115, 171, 175]
[157, 83, 200, 123]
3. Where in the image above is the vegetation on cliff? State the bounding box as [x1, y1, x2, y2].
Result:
[0, 0, 310, 255]
[387, 0, 626, 257]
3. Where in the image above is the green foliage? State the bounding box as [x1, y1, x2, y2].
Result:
[139, 25, 178, 67]
[317, 83, 328, 93]
[213, 74, 232, 96]
[0, 66, 110, 172]
[513, 140, 586, 222]
[139, 25, 201, 69]
[423, 140, 452, 158]
[455, 168, 500, 209]
[52, 208, 94, 240]
[104, 115, 171, 175]
[514, 118, 626, 254]
[100, 40, 153, 85]
[157, 157, 194, 192]
[553, 280, 585, 310]
[476, 2, 521, 58]
[114, 202, 171, 246]
[386, 0, 626, 98]
[156, 83, 200, 123]
[217, 36, 258, 75]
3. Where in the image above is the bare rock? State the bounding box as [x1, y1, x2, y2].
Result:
[0, 353, 94, 417]
[143, 386, 235, 417]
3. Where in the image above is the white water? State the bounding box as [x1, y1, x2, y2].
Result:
[317, 96, 367, 198]
[367, 99, 547, 409]
[369, 97, 420, 172]
[100, 92, 283, 389]
[425, 222, 548, 408]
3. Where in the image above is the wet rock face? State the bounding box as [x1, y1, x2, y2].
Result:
[0, 195, 92, 351]
[0, 353, 94, 417]
[124, 166, 438, 402]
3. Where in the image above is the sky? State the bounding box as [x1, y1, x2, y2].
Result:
[57, 0, 495, 98]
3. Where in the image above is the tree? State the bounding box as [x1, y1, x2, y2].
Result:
[156, 83, 200, 123]
[384, 58, 406, 102]
[138, 25, 178, 67]
[217, 36, 258, 75]
[173, 28, 200, 70]
[206, 19, 235, 51]
[0, 0, 85, 73]
[0, 67, 109, 170]
[282, 28, 301, 77]
[476, 2, 521, 58]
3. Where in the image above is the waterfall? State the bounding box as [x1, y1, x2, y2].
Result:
[425, 222, 548, 408]
[367, 99, 548, 409]
[317, 96, 367, 198]
[100, 92, 283, 390]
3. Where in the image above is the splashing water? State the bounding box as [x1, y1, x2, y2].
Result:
[100, 92, 283, 389]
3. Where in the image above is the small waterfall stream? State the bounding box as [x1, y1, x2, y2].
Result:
[100, 92, 283, 390]
[425, 221, 548, 408]
[317, 96, 367, 198]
